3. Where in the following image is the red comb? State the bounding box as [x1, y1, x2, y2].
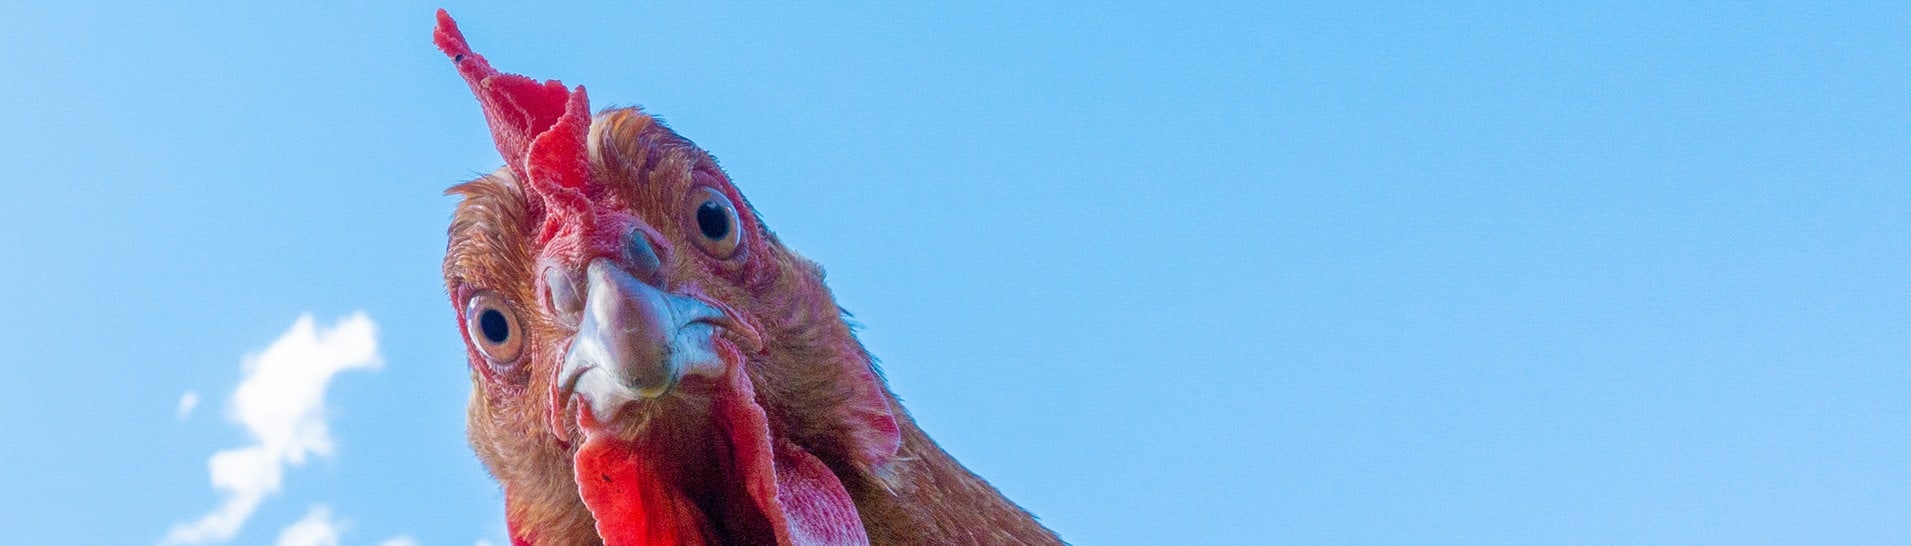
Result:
[435, 9, 594, 202]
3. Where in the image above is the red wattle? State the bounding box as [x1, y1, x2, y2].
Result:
[715, 352, 872, 546]
[569, 346, 872, 546]
[574, 432, 716, 546]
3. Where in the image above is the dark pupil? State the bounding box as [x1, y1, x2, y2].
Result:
[479, 309, 510, 344]
[696, 200, 731, 240]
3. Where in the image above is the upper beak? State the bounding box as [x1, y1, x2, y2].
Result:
[552, 258, 744, 431]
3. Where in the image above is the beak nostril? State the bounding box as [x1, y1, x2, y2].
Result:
[545, 266, 584, 326]
[624, 229, 662, 280]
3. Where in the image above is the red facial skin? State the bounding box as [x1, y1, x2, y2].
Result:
[436, 10, 1062, 545]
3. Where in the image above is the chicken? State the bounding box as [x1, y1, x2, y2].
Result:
[433, 11, 1063, 546]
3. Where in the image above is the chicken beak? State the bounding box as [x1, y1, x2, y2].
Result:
[553, 258, 730, 431]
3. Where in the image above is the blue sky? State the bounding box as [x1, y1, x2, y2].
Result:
[2, 2, 1908, 544]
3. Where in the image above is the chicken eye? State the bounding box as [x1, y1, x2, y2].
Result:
[464, 290, 525, 366]
[691, 187, 742, 258]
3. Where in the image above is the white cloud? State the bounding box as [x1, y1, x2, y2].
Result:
[275, 506, 345, 546]
[162, 313, 381, 545]
[178, 391, 201, 420]
[378, 537, 421, 546]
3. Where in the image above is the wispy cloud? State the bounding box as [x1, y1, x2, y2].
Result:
[162, 313, 381, 545]
[177, 391, 201, 420]
[275, 506, 345, 546]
